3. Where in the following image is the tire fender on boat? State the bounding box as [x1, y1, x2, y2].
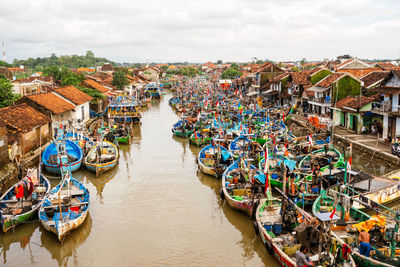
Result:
[250, 199, 259, 219]
[265, 240, 273, 255]
[220, 188, 225, 200]
[253, 221, 259, 235]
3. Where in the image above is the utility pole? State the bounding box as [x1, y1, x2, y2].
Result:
[1, 41, 6, 62]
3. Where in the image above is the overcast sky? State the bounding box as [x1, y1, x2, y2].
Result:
[1, 0, 400, 63]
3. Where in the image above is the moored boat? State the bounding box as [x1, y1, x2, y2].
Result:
[0, 169, 50, 233]
[84, 140, 119, 176]
[39, 171, 89, 242]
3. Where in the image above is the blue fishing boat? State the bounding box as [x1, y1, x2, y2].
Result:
[197, 143, 233, 178]
[221, 160, 266, 217]
[228, 134, 254, 159]
[144, 83, 161, 98]
[42, 132, 83, 175]
[39, 170, 90, 242]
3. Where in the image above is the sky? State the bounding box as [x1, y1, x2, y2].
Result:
[1, 0, 400, 63]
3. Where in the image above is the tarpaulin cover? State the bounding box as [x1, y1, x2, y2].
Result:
[221, 151, 231, 161]
[255, 173, 266, 184]
[352, 215, 386, 233]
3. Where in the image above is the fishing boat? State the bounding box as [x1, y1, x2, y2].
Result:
[197, 143, 233, 178]
[84, 140, 119, 176]
[39, 171, 89, 242]
[313, 190, 400, 267]
[144, 83, 161, 99]
[228, 134, 254, 159]
[0, 169, 50, 233]
[221, 160, 266, 217]
[42, 139, 83, 175]
[256, 191, 356, 266]
[172, 119, 195, 138]
[107, 95, 142, 124]
[189, 131, 213, 147]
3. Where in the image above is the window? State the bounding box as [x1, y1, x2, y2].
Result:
[81, 106, 85, 121]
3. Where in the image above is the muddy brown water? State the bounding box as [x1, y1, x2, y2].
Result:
[1, 95, 397, 267]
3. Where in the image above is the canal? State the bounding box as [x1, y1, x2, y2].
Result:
[2, 94, 397, 266]
[1, 95, 277, 266]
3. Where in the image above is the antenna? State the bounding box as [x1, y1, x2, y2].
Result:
[1, 41, 5, 62]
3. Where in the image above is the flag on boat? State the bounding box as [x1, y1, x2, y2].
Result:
[264, 147, 269, 192]
[308, 134, 313, 145]
[238, 102, 244, 112]
[347, 144, 352, 172]
[329, 205, 337, 220]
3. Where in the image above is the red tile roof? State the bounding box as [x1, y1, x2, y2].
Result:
[83, 79, 109, 93]
[0, 103, 51, 133]
[361, 71, 389, 88]
[337, 68, 383, 78]
[12, 76, 54, 84]
[335, 95, 375, 111]
[314, 73, 345, 87]
[291, 71, 312, 85]
[53, 86, 93, 105]
[26, 93, 75, 114]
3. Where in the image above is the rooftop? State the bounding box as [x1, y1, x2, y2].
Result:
[53, 86, 93, 105]
[25, 92, 75, 114]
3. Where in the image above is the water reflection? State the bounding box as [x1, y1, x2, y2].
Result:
[40, 213, 92, 267]
[0, 222, 39, 265]
[84, 168, 118, 203]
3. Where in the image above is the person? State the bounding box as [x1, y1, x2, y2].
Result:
[362, 125, 367, 134]
[359, 229, 371, 257]
[295, 246, 313, 266]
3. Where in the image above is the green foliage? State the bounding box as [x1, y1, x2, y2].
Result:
[112, 70, 129, 90]
[160, 65, 168, 70]
[0, 74, 6, 80]
[77, 86, 104, 101]
[216, 60, 223, 64]
[0, 60, 12, 67]
[221, 68, 242, 79]
[43, 66, 85, 86]
[181, 67, 198, 77]
[231, 63, 239, 69]
[0, 78, 20, 108]
[292, 66, 300, 72]
[12, 51, 116, 69]
[311, 70, 332, 85]
[332, 76, 361, 101]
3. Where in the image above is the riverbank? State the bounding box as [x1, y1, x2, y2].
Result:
[289, 114, 400, 166]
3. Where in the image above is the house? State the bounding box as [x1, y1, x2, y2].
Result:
[255, 63, 284, 90]
[0, 67, 13, 80]
[17, 92, 75, 124]
[52, 86, 93, 123]
[141, 66, 162, 82]
[331, 95, 376, 133]
[0, 103, 51, 157]
[335, 58, 383, 78]
[11, 76, 54, 96]
[374, 62, 397, 70]
[0, 119, 8, 165]
[100, 63, 114, 73]
[361, 71, 390, 90]
[369, 70, 400, 140]
[305, 73, 363, 116]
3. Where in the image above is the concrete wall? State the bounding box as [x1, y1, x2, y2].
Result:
[21, 124, 50, 155]
[72, 102, 90, 123]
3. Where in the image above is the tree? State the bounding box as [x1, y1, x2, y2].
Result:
[221, 68, 242, 79]
[61, 75, 81, 86]
[0, 60, 11, 67]
[216, 60, 223, 64]
[0, 77, 20, 108]
[231, 63, 239, 69]
[112, 70, 129, 89]
[160, 65, 168, 70]
[181, 67, 198, 77]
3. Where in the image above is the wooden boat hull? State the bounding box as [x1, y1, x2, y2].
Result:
[255, 199, 295, 267]
[1, 173, 50, 233]
[85, 160, 118, 176]
[198, 158, 218, 178]
[42, 140, 83, 175]
[40, 209, 88, 242]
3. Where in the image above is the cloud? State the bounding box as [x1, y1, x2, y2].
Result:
[0, 0, 399, 63]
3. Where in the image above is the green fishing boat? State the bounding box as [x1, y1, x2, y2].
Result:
[313, 190, 400, 267]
